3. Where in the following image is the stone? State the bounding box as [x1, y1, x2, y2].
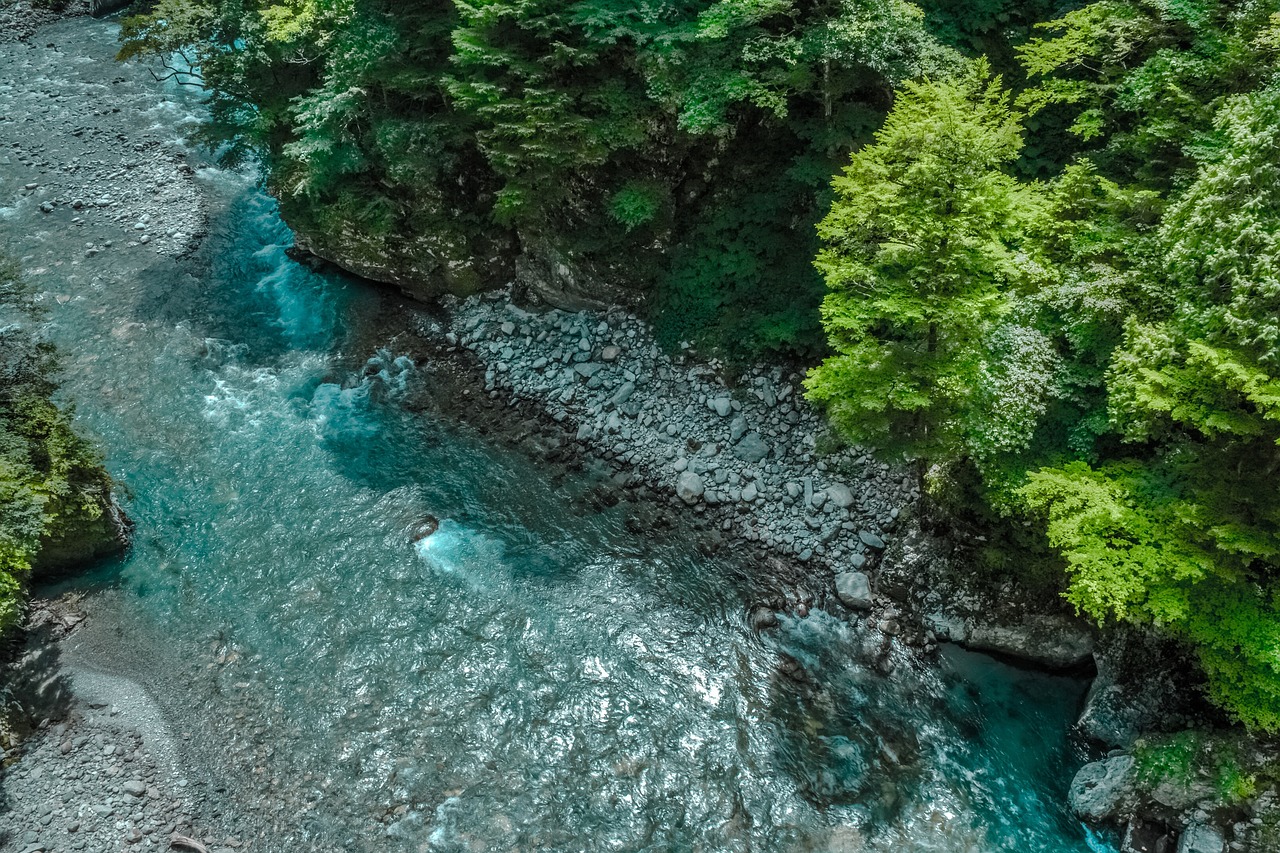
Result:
[122, 780, 147, 797]
[835, 572, 873, 610]
[825, 483, 855, 509]
[500, 321, 515, 335]
[676, 471, 705, 504]
[733, 432, 770, 464]
[609, 381, 636, 408]
[741, 481, 758, 502]
[748, 606, 778, 631]
[573, 362, 603, 378]
[711, 397, 732, 417]
[965, 614, 1095, 669]
[1069, 755, 1135, 822]
[1178, 823, 1225, 853]
[600, 345, 621, 362]
[858, 530, 886, 549]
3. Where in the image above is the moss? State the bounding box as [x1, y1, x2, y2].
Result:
[1133, 730, 1262, 810]
[0, 261, 123, 634]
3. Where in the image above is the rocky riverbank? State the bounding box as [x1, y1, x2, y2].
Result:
[1, 598, 248, 853]
[394, 286, 1280, 853]
[405, 288, 1100, 660]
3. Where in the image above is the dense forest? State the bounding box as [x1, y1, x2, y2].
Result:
[117, 0, 1280, 732]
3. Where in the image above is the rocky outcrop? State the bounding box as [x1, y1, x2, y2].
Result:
[1077, 628, 1204, 749]
[291, 222, 503, 304]
[963, 614, 1096, 669]
[34, 489, 131, 576]
[89, 0, 130, 16]
[514, 235, 634, 312]
[1071, 754, 1137, 823]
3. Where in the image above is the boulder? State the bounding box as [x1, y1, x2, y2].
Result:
[835, 572, 873, 610]
[733, 432, 770, 463]
[711, 397, 732, 417]
[825, 483, 855, 509]
[573, 362, 604, 378]
[1177, 823, 1224, 853]
[1069, 755, 1135, 822]
[676, 471, 705, 504]
[1077, 628, 1202, 749]
[965, 614, 1095, 669]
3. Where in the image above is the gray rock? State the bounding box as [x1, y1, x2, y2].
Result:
[925, 612, 967, 643]
[609, 381, 636, 408]
[858, 530, 885, 549]
[729, 416, 747, 443]
[741, 481, 758, 502]
[711, 397, 732, 417]
[676, 471, 705, 504]
[825, 483, 855, 509]
[835, 572, 873, 610]
[733, 432, 770, 463]
[122, 780, 147, 797]
[600, 345, 621, 362]
[1069, 755, 1135, 822]
[573, 362, 604, 378]
[1178, 823, 1225, 853]
[965, 615, 1095, 669]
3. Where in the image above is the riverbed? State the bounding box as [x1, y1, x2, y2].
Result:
[1, 16, 1109, 853]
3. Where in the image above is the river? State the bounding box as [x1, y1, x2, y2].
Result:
[1, 15, 1111, 853]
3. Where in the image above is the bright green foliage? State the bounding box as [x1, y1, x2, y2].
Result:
[809, 2, 1280, 730]
[805, 61, 1047, 459]
[0, 261, 114, 634]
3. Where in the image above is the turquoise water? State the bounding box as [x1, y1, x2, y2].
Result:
[5, 19, 1107, 852]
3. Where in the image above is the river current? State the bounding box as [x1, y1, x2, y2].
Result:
[2, 17, 1112, 853]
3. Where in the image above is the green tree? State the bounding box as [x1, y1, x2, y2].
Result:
[805, 60, 1048, 459]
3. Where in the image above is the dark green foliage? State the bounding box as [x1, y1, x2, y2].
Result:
[118, 0, 961, 355]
